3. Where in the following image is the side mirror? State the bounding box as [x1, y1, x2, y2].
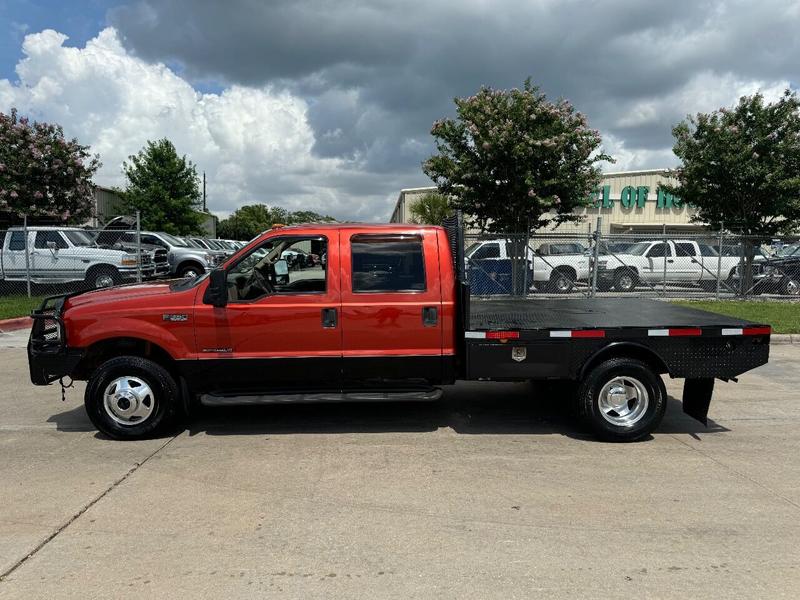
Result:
[47, 241, 58, 254]
[203, 268, 228, 307]
[274, 259, 289, 276]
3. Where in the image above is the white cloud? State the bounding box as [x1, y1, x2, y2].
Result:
[614, 71, 789, 129]
[0, 28, 390, 221]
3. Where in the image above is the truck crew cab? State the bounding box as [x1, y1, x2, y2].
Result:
[29, 220, 771, 442]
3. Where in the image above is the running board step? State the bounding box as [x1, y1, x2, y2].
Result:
[200, 389, 443, 406]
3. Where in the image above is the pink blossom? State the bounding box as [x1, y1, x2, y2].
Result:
[9, 190, 18, 198]
[34, 190, 43, 199]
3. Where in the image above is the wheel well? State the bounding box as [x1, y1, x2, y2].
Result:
[86, 264, 118, 275]
[73, 337, 177, 381]
[614, 266, 638, 276]
[552, 266, 577, 279]
[178, 260, 204, 273]
[579, 343, 669, 379]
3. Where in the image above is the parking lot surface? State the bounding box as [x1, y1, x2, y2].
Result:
[1, 328, 799, 599]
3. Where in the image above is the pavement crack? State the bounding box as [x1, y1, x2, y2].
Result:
[669, 434, 800, 512]
[0, 435, 177, 583]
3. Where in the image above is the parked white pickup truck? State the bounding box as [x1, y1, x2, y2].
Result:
[465, 238, 590, 292]
[595, 239, 759, 292]
[0, 227, 156, 288]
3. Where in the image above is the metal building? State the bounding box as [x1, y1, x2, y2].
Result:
[391, 169, 698, 234]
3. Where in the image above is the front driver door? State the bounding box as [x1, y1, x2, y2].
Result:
[192, 232, 342, 395]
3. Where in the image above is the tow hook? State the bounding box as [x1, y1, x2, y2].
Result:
[59, 376, 74, 402]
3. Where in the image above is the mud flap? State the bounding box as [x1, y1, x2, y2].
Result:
[682, 378, 715, 426]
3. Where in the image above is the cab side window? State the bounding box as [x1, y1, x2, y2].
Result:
[647, 243, 671, 258]
[471, 243, 500, 260]
[8, 231, 26, 251]
[227, 236, 327, 302]
[351, 234, 426, 293]
[35, 231, 68, 249]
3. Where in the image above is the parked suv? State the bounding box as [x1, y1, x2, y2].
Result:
[0, 227, 156, 288]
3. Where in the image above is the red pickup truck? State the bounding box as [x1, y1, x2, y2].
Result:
[28, 220, 770, 442]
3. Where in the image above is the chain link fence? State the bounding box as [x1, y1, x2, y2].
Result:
[0, 214, 172, 306]
[464, 221, 800, 300]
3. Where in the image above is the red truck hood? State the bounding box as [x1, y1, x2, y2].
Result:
[65, 282, 179, 309]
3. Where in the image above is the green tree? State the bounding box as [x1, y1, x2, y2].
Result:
[663, 90, 800, 236]
[423, 79, 611, 234]
[218, 204, 335, 240]
[121, 138, 203, 235]
[0, 108, 100, 224]
[409, 192, 452, 225]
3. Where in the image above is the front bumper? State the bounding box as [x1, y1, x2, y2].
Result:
[28, 295, 84, 385]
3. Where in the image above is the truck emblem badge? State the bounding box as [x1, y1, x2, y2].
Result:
[162, 314, 189, 322]
[512, 346, 526, 362]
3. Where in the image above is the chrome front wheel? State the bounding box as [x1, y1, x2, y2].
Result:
[103, 376, 155, 426]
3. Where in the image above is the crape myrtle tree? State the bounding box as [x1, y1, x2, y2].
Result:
[663, 90, 800, 293]
[121, 138, 204, 235]
[0, 108, 100, 224]
[409, 192, 453, 225]
[423, 79, 611, 292]
[217, 204, 336, 240]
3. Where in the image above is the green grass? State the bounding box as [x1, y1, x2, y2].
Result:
[672, 300, 800, 334]
[0, 295, 47, 320]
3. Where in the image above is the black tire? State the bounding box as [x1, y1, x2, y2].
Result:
[85, 265, 120, 289]
[84, 355, 180, 440]
[780, 276, 800, 296]
[576, 358, 667, 442]
[178, 262, 204, 279]
[548, 270, 575, 294]
[613, 269, 637, 292]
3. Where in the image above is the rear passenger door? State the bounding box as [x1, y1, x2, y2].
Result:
[339, 231, 443, 388]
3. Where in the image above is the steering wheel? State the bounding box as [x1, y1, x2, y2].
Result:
[246, 265, 274, 296]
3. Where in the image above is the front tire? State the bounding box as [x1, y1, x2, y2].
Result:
[178, 263, 203, 279]
[85, 356, 180, 440]
[85, 266, 120, 289]
[576, 358, 667, 442]
[613, 269, 637, 292]
[780, 276, 800, 296]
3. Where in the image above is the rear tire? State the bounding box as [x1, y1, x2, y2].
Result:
[548, 270, 575, 294]
[84, 356, 180, 440]
[576, 358, 667, 442]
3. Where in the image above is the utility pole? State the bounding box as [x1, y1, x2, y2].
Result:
[203, 171, 207, 212]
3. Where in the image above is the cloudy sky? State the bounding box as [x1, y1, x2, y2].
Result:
[0, 0, 797, 221]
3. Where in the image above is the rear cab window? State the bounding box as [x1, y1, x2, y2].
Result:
[351, 234, 426, 293]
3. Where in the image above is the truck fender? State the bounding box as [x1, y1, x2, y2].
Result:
[73, 317, 186, 359]
[578, 341, 669, 380]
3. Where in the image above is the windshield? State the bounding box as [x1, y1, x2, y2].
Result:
[64, 230, 96, 247]
[160, 233, 188, 247]
[777, 244, 800, 257]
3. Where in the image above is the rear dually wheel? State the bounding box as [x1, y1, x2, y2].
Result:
[576, 358, 667, 442]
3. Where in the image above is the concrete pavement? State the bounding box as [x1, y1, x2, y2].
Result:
[0, 331, 799, 598]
